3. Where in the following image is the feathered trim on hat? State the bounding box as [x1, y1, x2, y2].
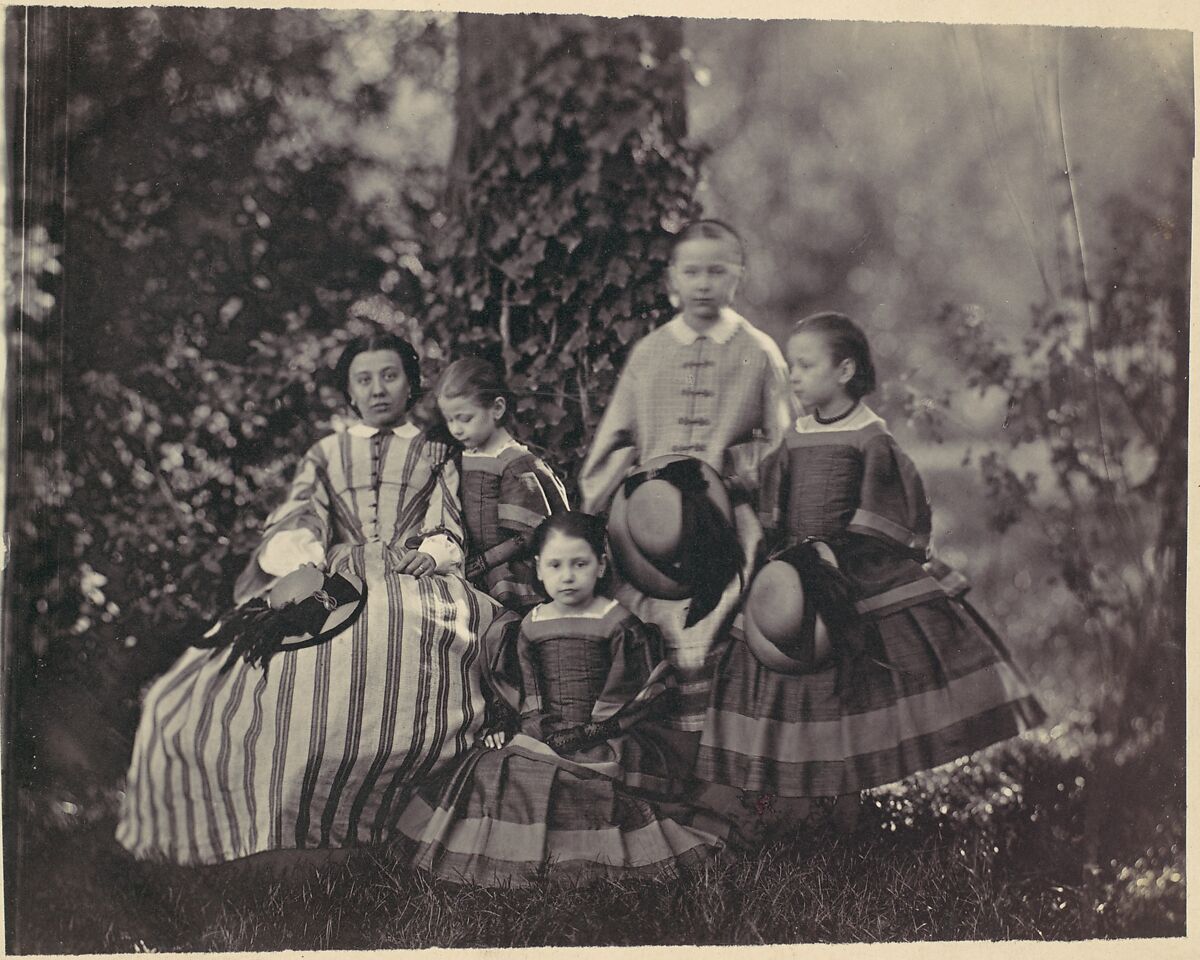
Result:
[193, 571, 365, 674]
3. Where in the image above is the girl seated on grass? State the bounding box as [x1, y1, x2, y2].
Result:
[394, 511, 727, 887]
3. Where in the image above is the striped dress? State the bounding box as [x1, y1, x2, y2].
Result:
[116, 423, 515, 865]
[695, 405, 1045, 798]
[579, 309, 794, 756]
[394, 600, 727, 887]
[460, 435, 569, 612]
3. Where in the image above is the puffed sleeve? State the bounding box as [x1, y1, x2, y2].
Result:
[725, 336, 795, 502]
[590, 619, 676, 732]
[498, 456, 569, 537]
[233, 440, 333, 604]
[415, 441, 465, 573]
[756, 440, 791, 538]
[478, 611, 524, 732]
[579, 349, 642, 514]
[847, 434, 932, 557]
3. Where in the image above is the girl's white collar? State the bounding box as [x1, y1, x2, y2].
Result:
[530, 597, 618, 621]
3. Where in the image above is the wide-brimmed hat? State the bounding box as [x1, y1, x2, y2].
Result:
[607, 455, 741, 626]
[195, 564, 366, 672]
[742, 541, 860, 675]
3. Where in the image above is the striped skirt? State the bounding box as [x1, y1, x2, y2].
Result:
[611, 501, 761, 762]
[116, 552, 513, 866]
[394, 734, 726, 887]
[695, 594, 1045, 798]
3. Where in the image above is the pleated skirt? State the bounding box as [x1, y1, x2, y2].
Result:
[394, 734, 726, 887]
[695, 594, 1046, 797]
[116, 548, 511, 865]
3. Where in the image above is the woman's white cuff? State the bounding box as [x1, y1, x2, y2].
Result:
[259, 529, 326, 576]
[419, 534, 462, 573]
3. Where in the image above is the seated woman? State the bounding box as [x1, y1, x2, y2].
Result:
[115, 333, 514, 866]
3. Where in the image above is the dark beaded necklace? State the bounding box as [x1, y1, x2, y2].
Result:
[812, 400, 859, 425]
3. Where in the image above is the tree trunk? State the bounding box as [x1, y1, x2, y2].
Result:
[436, 13, 698, 487]
[447, 13, 688, 210]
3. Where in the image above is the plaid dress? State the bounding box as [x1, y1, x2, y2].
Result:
[579, 310, 794, 752]
[116, 424, 515, 865]
[695, 405, 1046, 797]
[394, 600, 726, 887]
[460, 438, 569, 612]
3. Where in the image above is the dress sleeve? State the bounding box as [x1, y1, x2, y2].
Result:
[847, 434, 932, 557]
[756, 441, 791, 538]
[590, 618, 676, 729]
[725, 339, 795, 502]
[578, 350, 642, 514]
[233, 441, 333, 604]
[479, 611, 524, 724]
[416, 442, 465, 573]
[498, 457, 569, 537]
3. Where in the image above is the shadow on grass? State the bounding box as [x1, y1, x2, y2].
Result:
[6, 716, 1184, 953]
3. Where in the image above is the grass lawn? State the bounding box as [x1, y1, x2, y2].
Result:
[6, 710, 1184, 952]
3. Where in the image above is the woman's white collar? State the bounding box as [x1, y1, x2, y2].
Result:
[347, 421, 419, 439]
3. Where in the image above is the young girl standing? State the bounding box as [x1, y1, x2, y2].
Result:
[394, 512, 726, 887]
[695, 312, 1045, 814]
[579, 220, 794, 751]
[437, 356, 569, 613]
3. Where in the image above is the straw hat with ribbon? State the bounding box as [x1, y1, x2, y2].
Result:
[607, 454, 743, 627]
[742, 541, 880, 688]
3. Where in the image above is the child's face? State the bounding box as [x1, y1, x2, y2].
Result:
[536, 530, 605, 609]
[437, 394, 503, 449]
[786, 331, 854, 413]
[668, 237, 742, 324]
[348, 350, 411, 428]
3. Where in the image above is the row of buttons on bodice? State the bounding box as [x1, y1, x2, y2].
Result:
[671, 346, 715, 455]
[362, 432, 386, 544]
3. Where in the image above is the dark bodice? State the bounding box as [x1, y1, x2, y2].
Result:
[784, 443, 863, 542]
[776, 419, 942, 609]
[526, 634, 612, 728]
[512, 604, 660, 743]
[460, 468, 502, 553]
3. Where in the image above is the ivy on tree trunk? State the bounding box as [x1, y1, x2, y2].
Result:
[432, 13, 702, 495]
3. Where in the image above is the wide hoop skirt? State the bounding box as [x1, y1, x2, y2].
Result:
[695, 594, 1046, 798]
[116, 545, 512, 865]
[394, 735, 726, 888]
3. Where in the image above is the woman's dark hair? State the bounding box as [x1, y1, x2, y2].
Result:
[670, 218, 746, 268]
[792, 311, 877, 399]
[333, 333, 423, 412]
[529, 511, 613, 596]
[436, 356, 511, 424]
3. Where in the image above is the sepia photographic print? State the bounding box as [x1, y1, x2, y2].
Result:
[3, 0, 1194, 954]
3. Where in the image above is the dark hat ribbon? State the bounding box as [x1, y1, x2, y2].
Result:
[772, 540, 890, 695]
[193, 570, 365, 674]
[623, 458, 743, 627]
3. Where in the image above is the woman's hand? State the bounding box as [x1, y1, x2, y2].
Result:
[396, 549, 438, 578]
[482, 731, 508, 750]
